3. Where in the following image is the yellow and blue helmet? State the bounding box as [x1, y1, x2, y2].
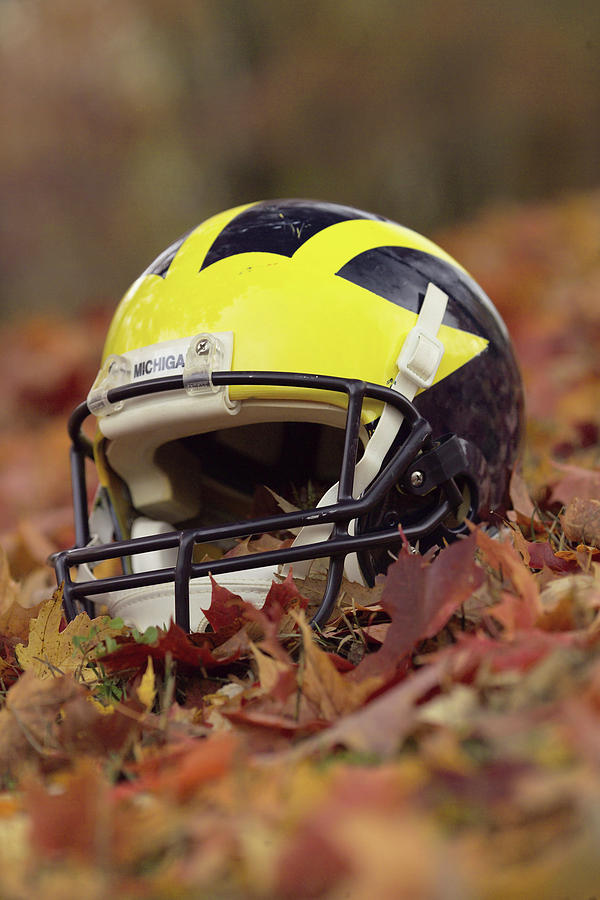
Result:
[55, 199, 524, 631]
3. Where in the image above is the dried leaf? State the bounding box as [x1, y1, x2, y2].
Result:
[550, 462, 600, 506]
[294, 612, 381, 721]
[0, 544, 45, 640]
[351, 532, 483, 683]
[15, 593, 122, 681]
[294, 658, 449, 758]
[124, 734, 238, 800]
[250, 641, 297, 702]
[204, 575, 248, 634]
[509, 467, 536, 520]
[136, 656, 156, 711]
[101, 621, 242, 675]
[0, 672, 79, 773]
[561, 497, 600, 548]
[0, 544, 20, 612]
[526, 540, 579, 574]
[26, 760, 112, 861]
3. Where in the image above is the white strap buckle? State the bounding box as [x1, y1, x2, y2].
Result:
[397, 326, 444, 389]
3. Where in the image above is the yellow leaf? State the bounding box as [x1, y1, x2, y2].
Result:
[294, 611, 381, 720]
[0, 545, 20, 611]
[15, 592, 123, 682]
[249, 640, 294, 695]
[136, 656, 156, 711]
[0, 544, 43, 640]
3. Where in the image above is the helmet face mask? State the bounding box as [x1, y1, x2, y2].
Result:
[56, 370, 469, 630]
[53, 199, 524, 632]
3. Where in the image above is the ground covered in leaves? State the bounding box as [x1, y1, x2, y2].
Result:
[1, 190, 600, 899]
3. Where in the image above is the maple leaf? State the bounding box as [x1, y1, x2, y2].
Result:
[100, 620, 242, 676]
[294, 612, 381, 721]
[250, 640, 297, 703]
[15, 592, 124, 681]
[294, 658, 449, 759]
[525, 539, 579, 574]
[350, 532, 483, 683]
[204, 575, 248, 633]
[262, 569, 308, 621]
[0, 543, 44, 640]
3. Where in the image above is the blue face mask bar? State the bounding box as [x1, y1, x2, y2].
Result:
[53, 371, 466, 631]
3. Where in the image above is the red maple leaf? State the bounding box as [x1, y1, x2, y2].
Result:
[349, 532, 483, 684]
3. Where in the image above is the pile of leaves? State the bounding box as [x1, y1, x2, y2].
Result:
[1, 191, 600, 899]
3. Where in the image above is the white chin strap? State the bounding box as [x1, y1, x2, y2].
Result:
[76, 517, 276, 632]
[287, 281, 449, 585]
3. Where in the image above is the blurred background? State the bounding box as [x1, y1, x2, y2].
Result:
[2, 0, 600, 320]
[2, 0, 600, 546]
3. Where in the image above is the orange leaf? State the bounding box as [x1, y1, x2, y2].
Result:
[294, 612, 381, 721]
[476, 528, 542, 619]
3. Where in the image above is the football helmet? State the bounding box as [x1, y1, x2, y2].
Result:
[53, 199, 524, 631]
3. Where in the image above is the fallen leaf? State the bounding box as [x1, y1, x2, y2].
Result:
[294, 612, 381, 721]
[294, 658, 449, 758]
[350, 532, 483, 683]
[561, 497, 600, 548]
[509, 467, 536, 520]
[136, 656, 156, 711]
[0, 672, 79, 774]
[26, 759, 112, 861]
[0, 544, 20, 612]
[204, 575, 248, 634]
[101, 620, 242, 675]
[526, 540, 579, 573]
[550, 462, 600, 506]
[250, 640, 297, 703]
[0, 544, 44, 640]
[477, 528, 541, 610]
[123, 733, 238, 801]
[15, 593, 123, 681]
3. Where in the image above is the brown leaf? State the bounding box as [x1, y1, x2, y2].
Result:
[26, 760, 112, 861]
[0, 543, 22, 613]
[509, 467, 536, 520]
[550, 462, 600, 506]
[293, 658, 448, 758]
[475, 529, 541, 620]
[561, 497, 600, 548]
[0, 543, 44, 640]
[294, 612, 381, 721]
[350, 532, 483, 683]
[0, 672, 80, 774]
[250, 640, 297, 703]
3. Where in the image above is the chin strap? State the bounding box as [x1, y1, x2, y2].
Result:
[287, 281, 449, 585]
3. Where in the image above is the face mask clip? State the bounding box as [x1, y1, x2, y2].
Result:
[87, 355, 132, 416]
